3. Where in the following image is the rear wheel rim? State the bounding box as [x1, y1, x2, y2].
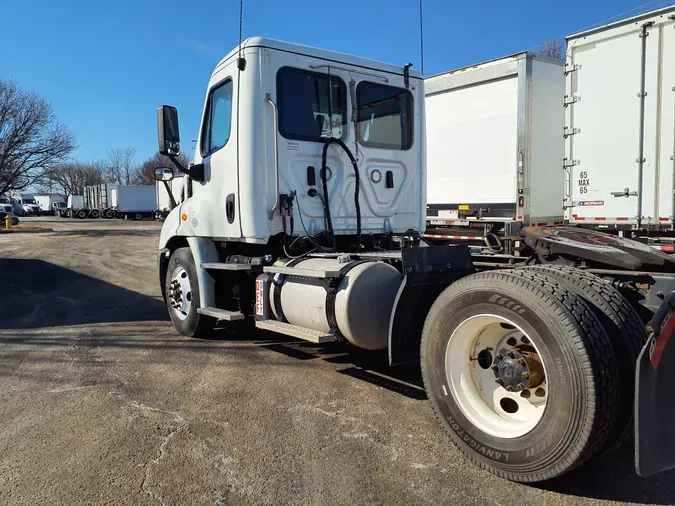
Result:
[168, 266, 192, 321]
[445, 314, 548, 439]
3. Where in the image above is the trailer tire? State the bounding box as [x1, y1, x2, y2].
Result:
[421, 270, 619, 482]
[89, 209, 100, 219]
[165, 247, 215, 338]
[103, 209, 114, 219]
[76, 209, 87, 219]
[518, 265, 647, 451]
[133, 212, 144, 221]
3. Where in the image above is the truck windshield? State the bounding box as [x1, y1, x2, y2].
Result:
[56, 202, 66, 207]
[23, 199, 36, 204]
[356, 82, 413, 150]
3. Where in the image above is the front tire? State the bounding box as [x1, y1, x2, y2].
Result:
[165, 247, 215, 338]
[421, 270, 619, 482]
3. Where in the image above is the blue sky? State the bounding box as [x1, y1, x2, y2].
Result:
[1, 0, 672, 165]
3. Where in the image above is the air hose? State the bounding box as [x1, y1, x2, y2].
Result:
[321, 138, 362, 247]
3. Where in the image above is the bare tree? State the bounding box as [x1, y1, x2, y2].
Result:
[106, 147, 136, 185]
[536, 39, 564, 59]
[45, 161, 104, 196]
[133, 151, 191, 186]
[0, 80, 76, 196]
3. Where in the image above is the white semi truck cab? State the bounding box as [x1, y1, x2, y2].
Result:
[155, 37, 675, 483]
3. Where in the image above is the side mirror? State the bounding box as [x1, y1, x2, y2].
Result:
[155, 167, 174, 181]
[157, 105, 180, 156]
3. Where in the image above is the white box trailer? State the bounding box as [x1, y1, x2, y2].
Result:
[111, 185, 156, 220]
[425, 52, 565, 242]
[565, 6, 675, 231]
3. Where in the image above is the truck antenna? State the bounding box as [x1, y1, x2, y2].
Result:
[237, 0, 246, 70]
[419, 0, 424, 76]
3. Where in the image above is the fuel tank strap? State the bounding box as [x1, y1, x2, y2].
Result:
[272, 257, 305, 322]
[325, 260, 371, 336]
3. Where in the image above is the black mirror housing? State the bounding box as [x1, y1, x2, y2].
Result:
[189, 163, 205, 183]
[157, 106, 180, 156]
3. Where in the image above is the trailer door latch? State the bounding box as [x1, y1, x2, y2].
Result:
[611, 188, 638, 198]
[564, 95, 581, 106]
[564, 63, 581, 75]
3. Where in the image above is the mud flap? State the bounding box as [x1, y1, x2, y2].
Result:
[388, 245, 474, 366]
[636, 291, 675, 477]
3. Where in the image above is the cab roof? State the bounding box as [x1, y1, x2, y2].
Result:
[214, 36, 423, 80]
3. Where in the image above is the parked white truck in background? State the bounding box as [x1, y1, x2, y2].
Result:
[564, 6, 675, 240]
[34, 194, 66, 216]
[153, 36, 675, 484]
[156, 175, 184, 220]
[424, 52, 565, 253]
[111, 185, 156, 220]
[60, 195, 86, 218]
[10, 192, 41, 216]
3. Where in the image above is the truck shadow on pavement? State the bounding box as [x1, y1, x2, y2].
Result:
[47, 229, 160, 238]
[0, 258, 168, 328]
[251, 333, 675, 504]
[538, 444, 675, 504]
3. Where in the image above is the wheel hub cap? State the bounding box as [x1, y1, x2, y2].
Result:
[492, 348, 544, 392]
[168, 267, 192, 320]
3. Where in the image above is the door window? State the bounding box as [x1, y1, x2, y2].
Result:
[201, 80, 233, 156]
[357, 82, 413, 150]
[276, 67, 347, 142]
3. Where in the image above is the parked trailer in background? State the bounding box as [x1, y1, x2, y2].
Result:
[565, 6, 675, 248]
[60, 195, 86, 218]
[156, 175, 184, 220]
[424, 52, 565, 253]
[111, 185, 156, 220]
[83, 183, 118, 218]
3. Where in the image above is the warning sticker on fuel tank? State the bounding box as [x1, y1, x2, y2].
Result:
[577, 200, 604, 206]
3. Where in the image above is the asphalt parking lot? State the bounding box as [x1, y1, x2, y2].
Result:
[1, 216, 674, 506]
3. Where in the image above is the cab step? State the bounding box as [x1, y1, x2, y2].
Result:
[255, 320, 337, 344]
[202, 262, 253, 271]
[197, 307, 246, 321]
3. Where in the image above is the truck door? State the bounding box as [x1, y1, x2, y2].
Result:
[191, 64, 240, 238]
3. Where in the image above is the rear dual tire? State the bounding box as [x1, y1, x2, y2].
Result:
[421, 270, 620, 482]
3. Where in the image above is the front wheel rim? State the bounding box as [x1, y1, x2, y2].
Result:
[168, 266, 193, 320]
[444, 314, 548, 439]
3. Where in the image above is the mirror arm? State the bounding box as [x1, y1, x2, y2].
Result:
[167, 154, 190, 176]
[162, 180, 178, 209]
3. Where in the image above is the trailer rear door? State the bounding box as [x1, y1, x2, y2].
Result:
[657, 21, 675, 224]
[567, 23, 660, 225]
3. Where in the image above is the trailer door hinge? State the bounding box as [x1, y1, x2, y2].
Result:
[563, 158, 580, 168]
[564, 127, 580, 138]
[564, 63, 581, 75]
[636, 157, 647, 163]
[564, 95, 581, 106]
[637, 91, 648, 98]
